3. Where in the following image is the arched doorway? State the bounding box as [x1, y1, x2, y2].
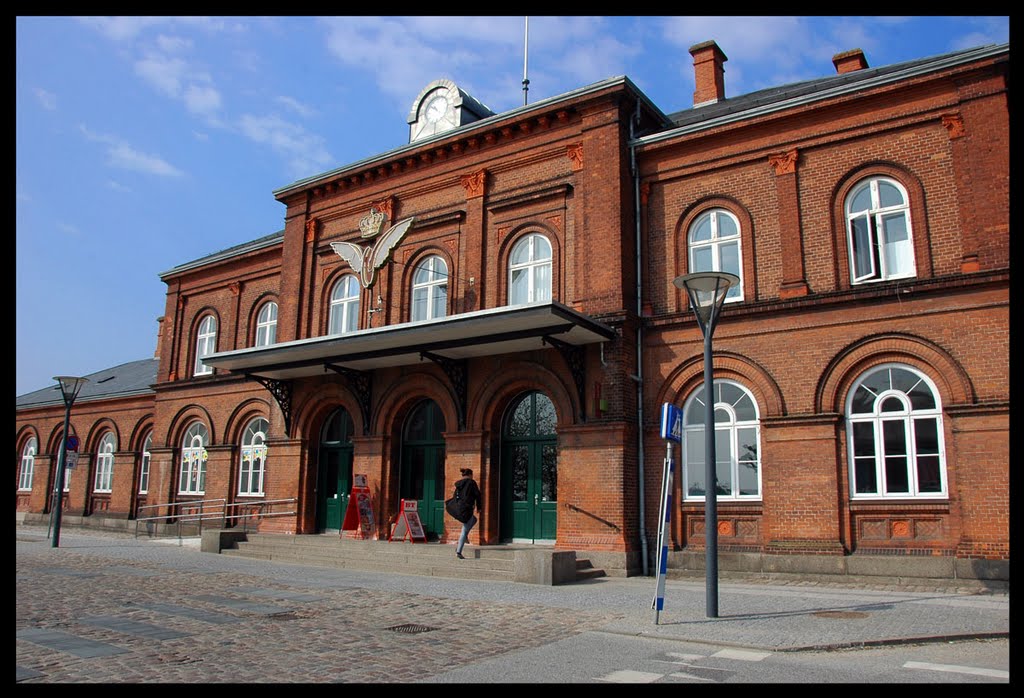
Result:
[317, 408, 354, 532]
[501, 391, 558, 542]
[400, 399, 446, 538]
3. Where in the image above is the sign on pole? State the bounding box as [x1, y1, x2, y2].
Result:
[653, 403, 680, 624]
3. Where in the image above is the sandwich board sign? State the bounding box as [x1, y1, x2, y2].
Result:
[341, 474, 376, 539]
[389, 498, 426, 542]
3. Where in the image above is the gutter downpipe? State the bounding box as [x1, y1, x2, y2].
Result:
[631, 97, 649, 576]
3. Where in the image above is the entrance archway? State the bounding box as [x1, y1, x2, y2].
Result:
[317, 408, 354, 532]
[400, 399, 446, 537]
[501, 391, 557, 542]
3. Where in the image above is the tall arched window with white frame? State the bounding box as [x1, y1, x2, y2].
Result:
[239, 417, 269, 496]
[255, 301, 278, 346]
[329, 274, 360, 334]
[194, 315, 217, 376]
[687, 208, 743, 301]
[411, 255, 448, 322]
[138, 432, 152, 494]
[93, 432, 116, 493]
[19, 437, 37, 491]
[847, 364, 946, 498]
[682, 379, 761, 500]
[179, 422, 209, 495]
[509, 233, 552, 305]
[845, 176, 915, 284]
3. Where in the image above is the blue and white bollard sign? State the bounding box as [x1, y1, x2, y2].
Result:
[659, 402, 683, 443]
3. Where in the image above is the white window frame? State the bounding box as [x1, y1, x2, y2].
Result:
[846, 364, 946, 499]
[194, 315, 217, 376]
[19, 437, 36, 491]
[682, 379, 762, 501]
[255, 301, 278, 347]
[329, 274, 360, 334]
[845, 176, 915, 284]
[411, 255, 448, 322]
[238, 417, 269, 496]
[93, 432, 116, 493]
[139, 432, 152, 494]
[687, 208, 743, 302]
[509, 233, 552, 305]
[179, 422, 209, 495]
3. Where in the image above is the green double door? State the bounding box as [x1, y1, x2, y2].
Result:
[400, 399, 446, 537]
[501, 392, 558, 542]
[318, 408, 354, 531]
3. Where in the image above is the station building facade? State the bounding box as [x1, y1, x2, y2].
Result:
[16, 40, 1009, 581]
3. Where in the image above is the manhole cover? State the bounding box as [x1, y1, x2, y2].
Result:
[812, 610, 869, 619]
[386, 624, 438, 634]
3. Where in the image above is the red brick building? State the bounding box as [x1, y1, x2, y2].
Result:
[16, 40, 1009, 582]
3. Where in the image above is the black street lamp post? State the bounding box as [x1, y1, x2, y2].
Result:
[51, 375, 88, 548]
[673, 271, 738, 618]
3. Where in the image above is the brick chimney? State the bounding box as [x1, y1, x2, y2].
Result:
[832, 48, 869, 74]
[690, 40, 728, 106]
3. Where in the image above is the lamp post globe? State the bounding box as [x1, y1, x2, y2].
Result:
[672, 271, 737, 618]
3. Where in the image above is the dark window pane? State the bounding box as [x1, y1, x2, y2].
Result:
[855, 457, 877, 494]
[883, 420, 907, 456]
[914, 418, 939, 455]
[917, 455, 942, 492]
[851, 386, 874, 414]
[541, 444, 557, 501]
[535, 394, 557, 435]
[885, 455, 909, 493]
[880, 396, 904, 413]
[852, 422, 875, 458]
[511, 445, 528, 501]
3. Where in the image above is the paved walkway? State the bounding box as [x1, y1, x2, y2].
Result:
[16, 524, 1009, 683]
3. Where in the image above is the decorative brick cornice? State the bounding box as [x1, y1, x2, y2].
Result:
[941, 113, 966, 139]
[229, 281, 241, 296]
[567, 142, 584, 171]
[305, 218, 319, 243]
[460, 169, 487, 199]
[768, 148, 798, 175]
[370, 197, 395, 222]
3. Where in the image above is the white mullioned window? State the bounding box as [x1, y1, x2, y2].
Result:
[846, 176, 915, 284]
[411, 255, 448, 322]
[93, 432, 116, 493]
[688, 208, 743, 302]
[19, 437, 37, 491]
[139, 432, 152, 494]
[847, 364, 946, 498]
[329, 274, 360, 334]
[255, 301, 278, 347]
[509, 233, 552, 305]
[179, 422, 209, 495]
[194, 315, 218, 376]
[238, 417, 269, 496]
[682, 379, 761, 500]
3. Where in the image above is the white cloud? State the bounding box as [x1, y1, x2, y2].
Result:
[184, 84, 223, 117]
[106, 180, 132, 193]
[156, 34, 193, 53]
[134, 52, 188, 97]
[77, 16, 168, 41]
[238, 113, 333, 179]
[33, 87, 57, 110]
[276, 95, 316, 118]
[56, 221, 81, 236]
[79, 125, 184, 177]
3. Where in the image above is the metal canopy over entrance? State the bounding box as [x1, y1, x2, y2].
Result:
[202, 301, 616, 434]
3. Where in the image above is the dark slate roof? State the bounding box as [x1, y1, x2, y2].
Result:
[664, 43, 1007, 131]
[159, 229, 284, 279]
[16, 358, 159, 409]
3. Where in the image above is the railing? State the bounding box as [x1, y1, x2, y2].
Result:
[133, 497, 298, 540]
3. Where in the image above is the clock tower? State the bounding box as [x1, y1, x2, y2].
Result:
[408, 79, 494, 142]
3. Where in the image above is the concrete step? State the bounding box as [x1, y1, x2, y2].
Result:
[575, 557, 607, 581]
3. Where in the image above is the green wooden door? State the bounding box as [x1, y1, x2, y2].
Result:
[317, 408, 354, 532]
[501, 392, 558, 542]
[400, 400, 446, 537]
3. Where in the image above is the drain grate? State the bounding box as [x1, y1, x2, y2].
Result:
[812, 610, 869, 619]
[386, 623, 438, 634]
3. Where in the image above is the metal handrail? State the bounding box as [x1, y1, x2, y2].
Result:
[224, 498, 297, 533]
[133, 497, 298, 539]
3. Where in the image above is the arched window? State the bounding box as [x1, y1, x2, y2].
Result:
[847, 364, 945, 498]
[93, 432, 117, 493]
[19, 437, 36, 491]
[688, 208, 743, 302]
[194, 315, 217, 376]
[509, 233, 552, 305]
[682, 379, 761, 500]
[255, 301, 278, 347]
[411, 255, 448, 322]
[845, 176, 915, 284]
[239, 417, 269, 496]
[329, 274, 360, 334]
[179, 422, 209, 495]
[139, 432, 152, 494]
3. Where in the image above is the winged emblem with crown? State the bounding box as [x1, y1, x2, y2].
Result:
[330, 208, 415, 289]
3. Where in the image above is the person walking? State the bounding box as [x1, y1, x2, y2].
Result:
[450, 468, 482, 559]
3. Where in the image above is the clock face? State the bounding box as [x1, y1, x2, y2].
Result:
[424, 94, 449, 124]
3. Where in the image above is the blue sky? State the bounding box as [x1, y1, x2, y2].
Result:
[15, 16, 1009, 396]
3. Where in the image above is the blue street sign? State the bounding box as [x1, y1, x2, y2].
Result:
[66, 435, 80, 452]
[659, 403, 683, 443]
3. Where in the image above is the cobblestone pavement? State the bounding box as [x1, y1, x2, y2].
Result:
[16, 524, 1009, 683]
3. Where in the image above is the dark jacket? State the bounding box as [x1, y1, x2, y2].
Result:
[450, 477, 481, 523]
